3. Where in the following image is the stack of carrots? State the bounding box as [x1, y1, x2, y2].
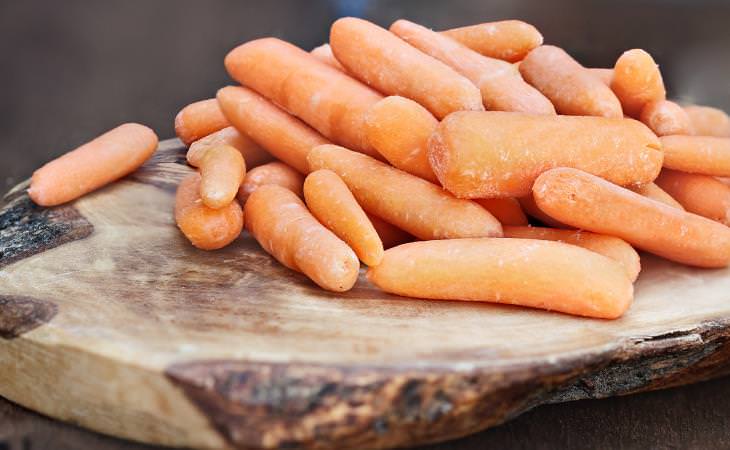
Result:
[27, 18, 730, 320]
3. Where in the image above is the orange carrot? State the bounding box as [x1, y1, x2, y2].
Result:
[589, 68, 613, 86]
[366, 213, 413, 249]
[175, 172, 243, 250]
[475, 198, 528, 226]
[660, 135, 730, 177]
[684, 105, 730, 137]
[655, 170, 730, 226]
[629, 183, 684, 210]
[719, 177, 730, 187]
[611, 49, 666, 118]
[29, 123, 158, 206]
[517, 195, 570, 228]
[174, 99, 229, 146]
[245, 184, 359, 292]
[390, 20, 555, 115]
[429, 111, 662, 198]
[224, 38, 382, 157]
[310, 43, 345, 71]
[639, 100, 692, 136]
[519, 46, 622, 118]
[237, 161, 304, 204]
[199, 145, 246, 209]
[533, 168, 730, 268]
[187, 126, 272, 169]
[308, 144, 503, 240]
[367, 238, 633, 319]
[330, 17, 483, 119]
[217, 86, 329, 174]
[441, 20, 543, 63]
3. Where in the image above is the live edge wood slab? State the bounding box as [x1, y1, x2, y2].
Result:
[2, 140, 730, 450]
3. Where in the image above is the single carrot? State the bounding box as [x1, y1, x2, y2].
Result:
[589, 68, 613, 86]
[660, 135, 730, 177]
[224, 37, 382, 157]
[611, 49, 666, 118]
[367, 238, 633, 319]
[629, 182, 684, 210]
[245, 184, 359, 292]
[639, 100, 692, 136]
[199, 145, 246, 209]
[503, 226, 641, 281]
[655, 169, 730, 226]
[187, 126, 272, 169]
[330, 17, 484, 119]
[519, 45, 622, 118]
[684, 105, 730, 137]
[390, 19, 555, 115]
[518, 195, 570, 228]
[310, 43, 345, 72]
[441, 20, 543, 63]
[366, 213, 413, 249]
[475, 198, 528, 226]
[429, 111, 662, 198]
[307, 144, 503, 240]
[29, 123, 158, 206]
[217, 86, 329, 174]
[175, 172, 243, 250]
[237, 161, 304, 204]
[174, 99, 229, 146]
[533, 168, 730, 268]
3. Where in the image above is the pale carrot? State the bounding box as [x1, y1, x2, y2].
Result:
[519, 45, 622, 118]
[199, 145, 245, 209]
[308, 144, 503, 240]
[660, 135, 730, 177]
[517, 195, 570, 228]
[237, 161, 304, 204]
[367, 238, 633, 319]
[629, 183, 684, 210]
[217, 86, 329, 174]
[366, 213, 413, 249]
[330, 17, 484, 119]
[310, 43, 345, 72]
[639, 100, 692, 136]
[475, 198, 528, 226]
[175, 172, 243, 250]
[390, 19, 555, 115]
[174, 99, 229, 146]
[187, 126, 272, 169]
[655, 170, 730, 226]
[29, 123, 158, 206]
[533, 168, 730, 268]
[684, 105, 730, 137]
[589, 68, 613, 86]
[611, 49, 666, 118]
[429, 111, 662, 198]
[441, 20, 543, 63]
[245, 184, 359, 292]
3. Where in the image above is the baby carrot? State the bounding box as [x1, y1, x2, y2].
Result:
[238, 161, 304, 204]
[187, 126, 272, 169]
[475, 198, 528, 226]
[366, 213, 413, 249]
[199, 145, 245, 209]
[304, 169, 384, 266]
[217, 86, 329, 174]
[611, 49, 666, 118]
[175, 172, 243, 250]
[330, 17, 484, 119]
[533, 168, 730, 268]
[655, 170, 730, 226]
[29, 123, 158, 206]
[441, 20, 543, 63]
[684, 105, 730, 137]
[503, 226, 641, 281]
[519, 45, 622, 118]
[245, 184, 359, 292]
[310, 43, 345, 72]
[639, 100, 692, 136]
[589, 68, 613, 86]
[174, 99, 229, 146]
[429, 111, 662, 198]
[660, 135, 730, 176]
[518, 195, 570, 228]
[308, 144, 503, 240]
[630, 182, 684, 210]
[367, 238, 633, 319]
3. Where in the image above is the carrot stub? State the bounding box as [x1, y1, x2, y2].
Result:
[639, 100, 692, 136]
[187, 126, 272, 169]
[310, 43, 345, 72]
[611, 49, 666, 118]
[660, 135, 730, 177]
[199, 145, 246, 209]
[655, 170, 730, 226]
[238, 162, 304, 204]
[175, 99, 229, 146]
[441, 20, 543, 63]
[684, 105, 730, 137]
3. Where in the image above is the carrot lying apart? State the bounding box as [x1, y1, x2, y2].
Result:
[245, 185, 359, 292]
[29, 123, 158, 206]
[441, 20, 543, 63]
[367, 239, 633, 319]
[390, 20, 555, 115]
[237, 161, 304, 204]
[533, 168, 730, 268]
[655, 170, 730, 226]
[199, 145, 245, 209]
[639, 100, 692, 136]
[310, 44, 345, 72]
[175, 99, 229, 145]
[611, 49, 666, 118]
[589, 68, 613, 86]
[366, 213, 413, 249]
[684, 105, 730, 137]
[475, 199, 528, 226]
[429, 111, 662, 198]
[307, 144, 503, 240]
[519, 46, 622, 118]
[175, 172, 243, 250]
[630, 182, 684, 210]
[660, 135, 730, 176]
[187, 126, 272, 169]
[330, 17, 484, 119]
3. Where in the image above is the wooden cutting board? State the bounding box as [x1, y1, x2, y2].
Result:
[2, 139, 730, 450]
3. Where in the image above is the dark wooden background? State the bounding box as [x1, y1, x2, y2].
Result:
[2, 0, 730, 448]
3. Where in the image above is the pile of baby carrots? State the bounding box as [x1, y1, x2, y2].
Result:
[27, 18, 730, 320]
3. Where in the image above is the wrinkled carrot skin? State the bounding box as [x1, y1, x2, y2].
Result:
[187, 126, 272, 169]
[517, 195, 570, 228]
[503, 226, 641, 281]
[304, 169, 384, 266]
[589, 68, 613, 86]
[660, 135, 730, 177]
[174, 99, 230, 146]
[533, 168, 730, 268]
[175, 172, 243, 250]
[217, 86, 329, 174]
[519, 46, 622, 118]
[640, 100, 692, 136]
[310, 44, 345, 72]
[368, 238, 633, 319]
[475, 198, 528, 226]
[224, 38, 382, 157]
[29, 123, 158, 207]
[611, 49, 666, 118]
[199, 145, 246, 209]
[245, 184, 359, 292]
[684, 105, 730, 137]
[237, 162, 304, 204]
[308, 144, 503, 240]
[429, 111, 662, 198]
[330, 17, 484, 119]
[390, 20, 555, 115]
[366, 213, 413, 249]
[630, 182, 684, 210]
[656, 170, 730, 226]
[441, 20, 543, 63]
